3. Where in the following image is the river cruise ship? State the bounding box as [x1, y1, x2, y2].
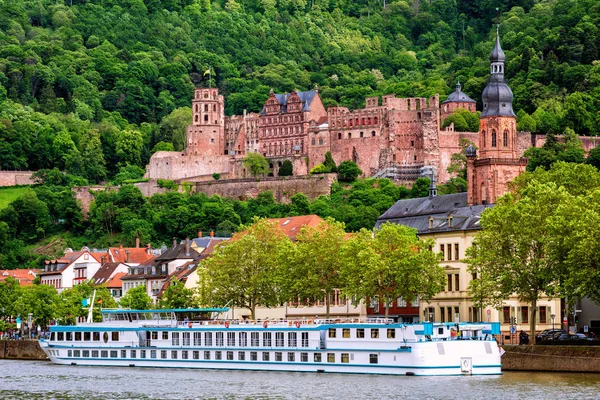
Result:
[39, 308, 502, 376]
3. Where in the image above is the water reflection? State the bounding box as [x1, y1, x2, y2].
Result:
[1, 360, 598, 400]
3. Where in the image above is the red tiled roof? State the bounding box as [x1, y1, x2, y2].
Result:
[108, 247, 154, 264]
[267, 215, 325, 241]
[91, 262, 122, 284]
[0, 269, 39, 286]
[106, 272, 126, 289]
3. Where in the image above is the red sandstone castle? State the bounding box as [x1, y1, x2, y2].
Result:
[146, 35, 583, 186]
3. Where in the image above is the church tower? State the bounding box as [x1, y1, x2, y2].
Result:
[186, 88, 225, 156]
[466, 28, 527, 206]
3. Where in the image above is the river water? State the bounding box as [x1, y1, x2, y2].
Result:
[1, 359, 598, 399]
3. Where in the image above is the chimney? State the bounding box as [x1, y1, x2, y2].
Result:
[125, 250, 130, 263]
[173, 238, 177, 248]
[146, 243, 151, 255]
[135, 237, 140, 248]
[198, 231, 203, 238]
[185, 238, 190, 257]
[210, 230, 214, 237]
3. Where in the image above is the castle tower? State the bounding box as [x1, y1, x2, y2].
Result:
[187, 88, 225, 156]
[467, 28, 527, 206]
[440, 81, 476, 122]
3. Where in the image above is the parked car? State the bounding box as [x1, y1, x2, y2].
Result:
[553, 333, 592, 341]
[535, 329, 566, 342]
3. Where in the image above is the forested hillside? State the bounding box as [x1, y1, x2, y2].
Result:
[1, 0, 599, 182]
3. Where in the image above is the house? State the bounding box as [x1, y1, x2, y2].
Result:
[40, 249, 102, 292]
[91, 262, 130, 301]
[0, 269, 39, 286]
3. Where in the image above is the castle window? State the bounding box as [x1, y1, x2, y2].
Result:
[374, 117, 378, 124]
[372, 131, 376, 137]
[411, 140, 414, 147]
[318, 138, 323, 145]
[348, 133, 351, 139]
[311, 138, 316, 146]
[360, 132, 364, 138]
[503, 130, 509, 147]
[482, 130, 486, 147]
[204, 104, 208, 112]
[417, 112, 421, 120]
[213, 105, 216, 111]
[195, 115, 198, 122]
[204, 115, 208, 122]
[210, 138, 214, 143]
[491, 131, 497, 147]
[338, 133, 342, 140]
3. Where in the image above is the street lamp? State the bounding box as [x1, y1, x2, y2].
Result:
[551, 313, 556, 331]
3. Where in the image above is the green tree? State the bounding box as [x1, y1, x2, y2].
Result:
[341, 223, 444, 318]
[198, 218, 292, 319]
[151, 141, 175, 154]
[279, 218, 348, 317]
[290, 193, 310, 215]
[278, 159, 293, 176]
[119, 285, 154, 310]
[586, 147, 600, 171]
[243, 153, 270, 177]
[447, 138, 476, 180]
[466, 182, 571, 343]
[323, 151, 337, 173]
[337, 160, 362, 182]
[158, 280, 196, 309]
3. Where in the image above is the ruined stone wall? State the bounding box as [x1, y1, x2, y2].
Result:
[0, 171, 35, 186]
[192, 174, 336, 203]
[146, 152, 231, 180]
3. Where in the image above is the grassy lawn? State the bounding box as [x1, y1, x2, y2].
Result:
[0, 186, 31, 210]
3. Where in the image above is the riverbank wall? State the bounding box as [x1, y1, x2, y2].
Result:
[502, 345, 600, 372]
[0, 340, 48, 360]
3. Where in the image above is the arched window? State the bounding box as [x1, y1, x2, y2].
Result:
[482, 130, 486, 148]
[503, 130, 509, 147]
[318, 138, 323, 145]
[360, 132, 364, 138]
[491, 130, 497, 147]
[311, 138, 316, 146]
[374, 117, 378, 124]
[372, 131, 376, 137]
[204, 104, 208, 112]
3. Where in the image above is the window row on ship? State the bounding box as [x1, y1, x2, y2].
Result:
[51, 328, 399, 346]
[62, 349, 380, 364]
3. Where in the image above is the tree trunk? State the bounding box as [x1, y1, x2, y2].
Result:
[250, 303, 255, 321]
[325, 291, 330, 319]
[384, 297, 389, 319]
[530, 298, 537, 345]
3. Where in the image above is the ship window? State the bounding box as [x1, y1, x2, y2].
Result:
[214, 351, 222, 360]
[161, 350, 167, 359]
[131, 350, 136, 358]
[370, 354, 378, 364]
[287, 332, 297, 347]
[103, 332, 108, 343]
[171, 351, 178, 359]
[275, 352, 283, 361]
[183, 332, 191, 346]
[66, 332, 72, 341]
[193, 351, 200, 360]
[82, 350, 90, 357]
[193, 332, 202, 346]
[75, 332, 81, 341]
[101, 350, 108, 358]
[238, 351, 245, 361]
[263, 332, 272, 347]
[314, 353, 321, 362]
[151, 350, 157, 359]
[262, 352, 270, 361]
[250, 351, 258, 361]
[205, 332, 213, 346]
[92, 350, 99, 358]
[251, 332, 259, 347]
[239, 332, 247, 347]
[301, 332, 309, 347]
[276, 332, 284, 347]
[74, 350, 80, 357]
[387, 329, 396, 339]
[84, 332, 91, 341]
[341, 353, 349, 363]
[172, 332, 180, 346]
[356, 329, 365, 338]
[227, 332, 235, 346]
[181, 351, 188, 360]
[328, 328, 336, 338]
[121, 350, 127, 358]
[342, 329, 350, 338]
[204, 351, 211, 360]
[141, 350, 146, 359]
[68, 350, 72, 357]
[327, 353, 335, 363]
[371, 329, 380, 339]
[162, 332, 168, 340]
[287, 352, 295, 362]
[227, 351, 234, 360]
[112, 332, 119, 341]
[301, 352, 308, 362]
[151, 332, 158, 340]
[93, 332, 100, 341]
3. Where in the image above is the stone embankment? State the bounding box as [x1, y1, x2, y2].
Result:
[0, 340, 48, 360]
[502, 345, 600, 372]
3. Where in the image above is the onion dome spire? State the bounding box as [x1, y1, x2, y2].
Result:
[481, 26, 515, 118]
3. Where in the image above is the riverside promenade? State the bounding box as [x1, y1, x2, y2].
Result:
[2, 340, 600, 372]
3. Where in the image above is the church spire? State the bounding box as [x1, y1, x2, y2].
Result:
[480, 27, 515, 118]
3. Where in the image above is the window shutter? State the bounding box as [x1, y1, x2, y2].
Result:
[536, 307, 540, 324]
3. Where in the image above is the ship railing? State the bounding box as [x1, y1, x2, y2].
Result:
[176, 317, 394, 327]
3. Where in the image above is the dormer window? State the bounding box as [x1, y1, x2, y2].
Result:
[428, 217, 434, 229]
